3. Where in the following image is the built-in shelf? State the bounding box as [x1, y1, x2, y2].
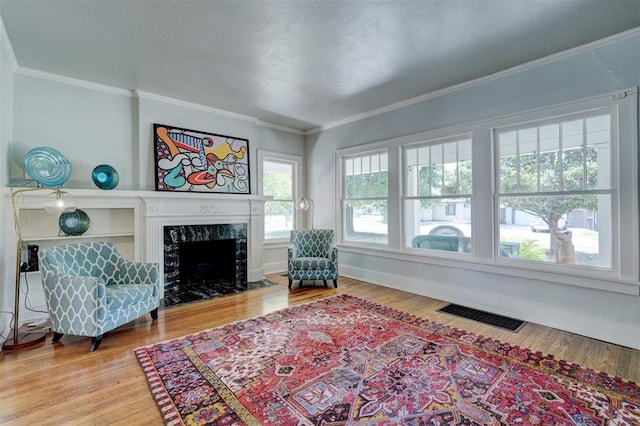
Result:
[7, 188, 143, 262]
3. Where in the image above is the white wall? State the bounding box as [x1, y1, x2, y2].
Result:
[307, 34, 640, 348]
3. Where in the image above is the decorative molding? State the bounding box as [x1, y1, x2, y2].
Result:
[142, 193, 269, 293]
[306, 27, 640, 135]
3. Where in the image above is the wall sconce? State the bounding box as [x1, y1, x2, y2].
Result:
[3, 187, 77, 350]
[294, 197, 314, 229]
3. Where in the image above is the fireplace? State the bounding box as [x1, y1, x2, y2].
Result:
[179, 239, 236, 285]
[163, 223, 247, 306]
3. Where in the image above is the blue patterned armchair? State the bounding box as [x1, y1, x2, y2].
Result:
[39, 241, 160, 351]
[288, 229, 338, 289]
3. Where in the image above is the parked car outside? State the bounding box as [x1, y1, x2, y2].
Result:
[530, 217, 567, 232]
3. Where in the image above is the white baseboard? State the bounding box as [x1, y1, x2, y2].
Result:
[341, 265, 640, 350]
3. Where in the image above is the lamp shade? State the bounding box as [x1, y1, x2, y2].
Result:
[294, 197, 312, 211]
[43, 190, 77, 214]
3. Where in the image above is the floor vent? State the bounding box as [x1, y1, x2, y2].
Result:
[437, 304, 525, 332]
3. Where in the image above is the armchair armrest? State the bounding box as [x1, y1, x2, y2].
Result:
[288, 245, 298, 260]
[329, 244, 338, 263]
[42, 273, 108, 335]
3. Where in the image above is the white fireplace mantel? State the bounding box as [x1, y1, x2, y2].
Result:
[142, 192, 270, 297]
[3, 188, 271, 300]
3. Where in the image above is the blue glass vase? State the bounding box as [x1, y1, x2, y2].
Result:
[24, 146, 72, 187]
[92, 164, 119, 190]
[59, 209, 90, 236]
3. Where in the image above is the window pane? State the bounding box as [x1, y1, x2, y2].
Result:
[430, 144, 443, 195]
[498, 194, 611, 268]
[442, 142, 458, 194]
[263, 160, 293, 200]
[405, 199, 471, 253]
[539, 149, 561, 192]
[345, 152, 388, 200]
[498, 115, 610, 195]
[344, 201, 388, 244]
[458, 139, 473, 194]
[586, 115, 611, 190]
[499, 131, 518, 193]
[264, 201, 294, 239]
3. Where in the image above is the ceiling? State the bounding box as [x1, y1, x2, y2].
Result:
[0, 1, 638, 131]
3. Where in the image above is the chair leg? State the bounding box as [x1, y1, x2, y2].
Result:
[299, 280, 304, 287]
[89, 335, 103, 352]
[288, 278, 293, 289]
[333, 279, 338, 288]
[52, 332, 64, 343]
[150, 308, 158, 320]
[323, 280, 328, 288]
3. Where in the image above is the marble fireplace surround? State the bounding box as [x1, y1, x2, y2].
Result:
[144, 193, 269, 300]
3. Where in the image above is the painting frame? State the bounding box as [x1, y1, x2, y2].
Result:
[153, 123, 250, 194]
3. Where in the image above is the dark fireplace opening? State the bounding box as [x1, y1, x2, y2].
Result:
[163, 223, 253, 307]
[179, 239, 236, 286]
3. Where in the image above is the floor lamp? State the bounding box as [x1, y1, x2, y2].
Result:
[295, 197, 314, 229]
[3, 187, 77, 350]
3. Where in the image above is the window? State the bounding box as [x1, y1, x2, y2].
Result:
[260, 153, 301, 240]
[403, 137, 472, 253]
[342, 150, 389, 244]
[495, 109, 613, 268]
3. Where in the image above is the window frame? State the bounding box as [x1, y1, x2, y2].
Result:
[258, 150, 303, 243]
[401, 133, 474, 254]
[488, 94, 638, 282]
[339, 147, 390, 247]
[334, 89, 637, 292]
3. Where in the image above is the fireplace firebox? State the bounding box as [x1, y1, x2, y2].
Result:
[163, 223, 248, 306]
[178, 239, 236, 285]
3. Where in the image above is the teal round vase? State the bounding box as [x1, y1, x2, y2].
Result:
[59, 209, 90, 236]
[92, 164, 119, 190]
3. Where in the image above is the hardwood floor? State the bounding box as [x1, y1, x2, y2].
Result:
[1, 274, 638, 425]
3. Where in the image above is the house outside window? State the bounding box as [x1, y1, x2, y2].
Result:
[495, 109, 613, 268]
[403, 136, 472, 253]
[342, 150, 389, 245]
[260, 152, 302, 240]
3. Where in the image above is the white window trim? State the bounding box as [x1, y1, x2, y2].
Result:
[401, 133, 473, 253]
[333, 88, 638, 294]
[258, 150, 303, 243]
[490, 93, 638, 282]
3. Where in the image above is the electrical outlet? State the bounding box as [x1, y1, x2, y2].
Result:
[20, 245, 39, 272]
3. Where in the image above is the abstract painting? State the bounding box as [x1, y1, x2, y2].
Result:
[153, 124, 250, 194]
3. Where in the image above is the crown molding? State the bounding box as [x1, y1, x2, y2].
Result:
[254, 120, 305, 135]
[14, 67, 133, 96]
[135, 90, 254, 122]
[134, 91, 303, 135]
[0, 14, 17, 71]
[306, 26, 640, 135]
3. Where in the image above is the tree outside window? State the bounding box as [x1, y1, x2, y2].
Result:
[496, 113, 612, 267]
[343, 151, 389, 244]
[404, 137, 472, 253]
[263, 160, 295, 239]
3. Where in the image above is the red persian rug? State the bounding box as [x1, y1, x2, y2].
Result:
[135, 294, 640, 425]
